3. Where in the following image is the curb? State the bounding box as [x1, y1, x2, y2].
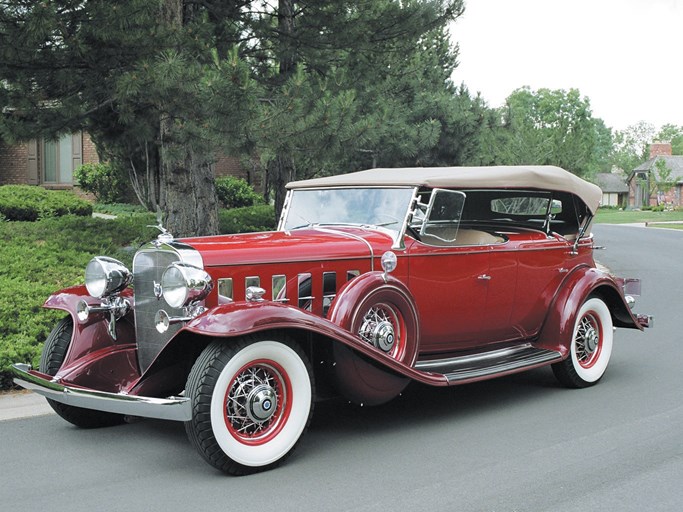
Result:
[0, 391, 54, 422]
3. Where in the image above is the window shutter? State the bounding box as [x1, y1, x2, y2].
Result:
[27, 140, 39, 184]
[72, 132, 82, 173]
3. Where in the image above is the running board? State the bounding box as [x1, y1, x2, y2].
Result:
[415, 344, 563, 383]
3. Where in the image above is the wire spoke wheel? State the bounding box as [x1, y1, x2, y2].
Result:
[224, 361, 290, 444]
[574, 313, 602, 368]
[357, 302, 404, 357]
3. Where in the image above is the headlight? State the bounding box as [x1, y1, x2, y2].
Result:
[85, 257, 132, 298]
[161, 262, 213, 308]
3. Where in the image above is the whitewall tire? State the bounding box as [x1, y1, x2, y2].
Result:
[185, 334, 313, 475]
[553, 297, 613, 388]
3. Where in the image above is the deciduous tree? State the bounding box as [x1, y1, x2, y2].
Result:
[489, 87, 611, 178]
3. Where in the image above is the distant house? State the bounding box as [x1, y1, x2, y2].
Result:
[594, 173, 629, 207]
[0, 132, 252, 188]
[627, 143, 683, 208]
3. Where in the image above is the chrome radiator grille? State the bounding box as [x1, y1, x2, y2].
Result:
[133, 244, 195, 372]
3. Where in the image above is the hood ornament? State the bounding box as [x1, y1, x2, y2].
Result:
[147, 207, 174, 245]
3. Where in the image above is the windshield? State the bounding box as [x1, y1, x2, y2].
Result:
[282, 187, 415, 232]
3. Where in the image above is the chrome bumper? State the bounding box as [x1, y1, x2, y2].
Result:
[11, 364, 192, 422]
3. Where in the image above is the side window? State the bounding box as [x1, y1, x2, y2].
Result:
[490, 196, 550, 215]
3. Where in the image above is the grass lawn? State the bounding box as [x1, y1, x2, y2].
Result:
[594, 209, 683, 224]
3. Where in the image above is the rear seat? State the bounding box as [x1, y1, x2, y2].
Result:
[422, 228, 504, 246]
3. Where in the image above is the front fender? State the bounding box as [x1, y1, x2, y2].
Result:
[180, 299, 437, 386]
[536, 266, 642, 356]
[42, 285, 135, 369]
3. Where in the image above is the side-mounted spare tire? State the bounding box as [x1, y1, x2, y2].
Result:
[327, 273, 419, 406]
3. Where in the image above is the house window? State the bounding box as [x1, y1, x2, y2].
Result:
[42, 133, 81, 185]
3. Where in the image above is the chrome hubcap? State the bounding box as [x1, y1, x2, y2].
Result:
[246, 384, 278, 423]
[359, 305, 399, 353]
[373, 321, 395, 352]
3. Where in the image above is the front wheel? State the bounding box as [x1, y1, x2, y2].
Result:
[552, 297, 614, 388]
[184, 334, 314, 475]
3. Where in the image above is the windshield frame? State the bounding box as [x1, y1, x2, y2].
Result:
[278, 186, 419, 249]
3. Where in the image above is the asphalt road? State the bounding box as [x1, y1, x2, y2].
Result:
[1, 225, 681, 512]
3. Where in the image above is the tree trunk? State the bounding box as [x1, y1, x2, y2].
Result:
[272, 154, 295, 219]
[271, 0, 297, 220]
[159, 135, 219, 238]
[157, 0, 219, 237]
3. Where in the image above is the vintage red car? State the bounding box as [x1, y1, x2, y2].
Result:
[13, 165, 651, 475]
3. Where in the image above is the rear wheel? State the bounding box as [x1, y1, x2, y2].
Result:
[39, 316, 126, 428]
[552, 297, 613, 388]
[184, 334, 314, 475]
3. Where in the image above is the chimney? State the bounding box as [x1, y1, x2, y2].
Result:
[650, 142, 672, 158]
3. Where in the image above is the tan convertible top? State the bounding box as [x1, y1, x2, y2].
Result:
[287, 165, 603, 214]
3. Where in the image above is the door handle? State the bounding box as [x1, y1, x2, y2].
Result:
[478, 274, 492, 280]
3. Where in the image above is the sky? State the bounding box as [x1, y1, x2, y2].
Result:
[450, 0, 682, 132]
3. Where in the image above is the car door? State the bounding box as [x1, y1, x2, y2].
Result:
[408, 242, 490, 350]
[406, 188, 496, 351]
[510, 235, 576, 337]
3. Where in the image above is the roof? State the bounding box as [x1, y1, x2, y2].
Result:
[287, 165, 603, 214]
[631, 155, 683, 184]
[594, 173, 629, 193]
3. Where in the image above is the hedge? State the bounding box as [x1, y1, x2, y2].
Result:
[0, 185, 92, 221]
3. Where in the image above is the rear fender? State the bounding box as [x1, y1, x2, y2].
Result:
[536, 266, 642, 356]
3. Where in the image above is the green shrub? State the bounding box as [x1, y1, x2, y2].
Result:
[215, 176, 263, 209]
[219, 204, 276, 233]
[93, 202, 148, 216]
[0, 185, 92, 221]
[75, 162, 130, 204]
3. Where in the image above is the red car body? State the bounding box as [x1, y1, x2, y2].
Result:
[13, 165, 651, 475]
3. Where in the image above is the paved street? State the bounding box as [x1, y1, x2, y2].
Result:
[1, 224, 681, 512]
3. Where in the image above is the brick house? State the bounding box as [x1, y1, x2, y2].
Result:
[627, 143, 683, 208]
[0, 133, 252, 189]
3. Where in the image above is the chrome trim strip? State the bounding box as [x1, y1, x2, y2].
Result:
[416, 345, 531, 370]
[315, 227, 376, 272]
[393, 187, 420, 250]
[11, 364, 192, 422]
[415, 344, 563, 382]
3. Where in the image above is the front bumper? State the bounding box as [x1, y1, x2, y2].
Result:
[11, 364, 192, 422]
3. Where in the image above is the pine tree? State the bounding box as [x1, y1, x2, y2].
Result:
[238, 1, 468, 215]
